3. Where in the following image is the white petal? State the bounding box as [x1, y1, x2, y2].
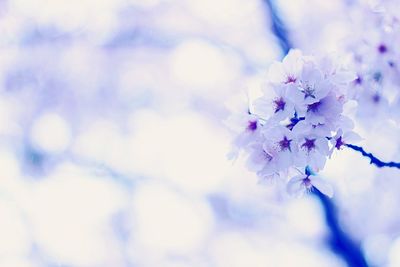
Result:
[286, 84, 305, 102]
[286, 175, 306, 196]
[308, 153, 326, 172]
[267, 62, 286, 84]
[293, 150, 307, 167]
[223, 113, 249, 132]
[257, 166, 277, 179]
[306, 112, 326, 125]
[246, 154, 266, 172]
[245, 143, 270, 172]
[227, 148, 239, 161]
[337, 115, 354, 131]
[272, 84, 287, 96]
[276, 150, 293, 170]
[253, 97, 274, 120]
[316, 138, 330, 155]
[332, 70, 357, 84]
[283, 49, 302, 65]
[291, 120, 310, 135]
[343, 131, 363, 144]
[310, 176, 333, 198]
[315, 80, 331, 100]
[283, 49, 303, 75]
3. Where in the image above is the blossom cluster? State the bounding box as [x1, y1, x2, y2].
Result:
[228, 50, 361, 197]
[347, 1, 400, 124]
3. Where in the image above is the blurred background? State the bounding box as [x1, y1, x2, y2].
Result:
[0, 0, 400, 266]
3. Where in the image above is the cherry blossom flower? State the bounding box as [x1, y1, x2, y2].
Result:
[356, 87, 389, 123]
[304, 93, 343, 126]
[262, 125, 297, 169]
[329, 129, 362, 156]
[253, 84, 296, 122]
[245, 141, 283, 179]
[286, 172, 333, 198]
[295, 135, 329, 171]
[345, 2, 400, 126]
[297, 62, 332, 105]
[266, 49, 304, 85]
[226, 112, 263, 160]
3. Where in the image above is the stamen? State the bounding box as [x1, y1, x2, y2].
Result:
[285, 75, 297, 84]
[247, 120, 258, 131]
[307, 101, 322, 113]
[279, 136, 292, 151]
[301, 138, 316, 152]
[378, 44, 388, 54]
[274, 97, 286, 113]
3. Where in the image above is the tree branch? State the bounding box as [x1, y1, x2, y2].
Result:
[346, 144, 400, 169]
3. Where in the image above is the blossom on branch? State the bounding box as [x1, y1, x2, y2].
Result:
[227, 49, 358, 197]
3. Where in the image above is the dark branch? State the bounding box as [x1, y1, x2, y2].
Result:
[346, 144, 400, 169]
[313, 190, 369, 267]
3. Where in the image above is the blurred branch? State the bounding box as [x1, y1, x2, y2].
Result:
[68, 154, 138, 189]
[264, 0, 292, 56]
[314, 189, 369, 267]
[263, 0, 369, 266]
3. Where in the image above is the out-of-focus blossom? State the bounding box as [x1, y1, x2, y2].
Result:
[346, 0, 400, 127]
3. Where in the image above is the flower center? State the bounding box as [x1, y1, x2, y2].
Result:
[263, 150, 273, 162]
[373, 72, 382, 83]
[302, 84, 316, 99]
[274, 97, 286, 113]
[247, 120, 257, 131]
[285, 75, 297, 84]
[302, 177, 312, 189]
[354, 75, 362, 85]
[372, 93, 380, 104]
[301, 138, 316, 152]
[378, 44, 388, 54]
[335, 136, 344, 149]
[307, 101, 322, 113]
[278, 136, 292, 151]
